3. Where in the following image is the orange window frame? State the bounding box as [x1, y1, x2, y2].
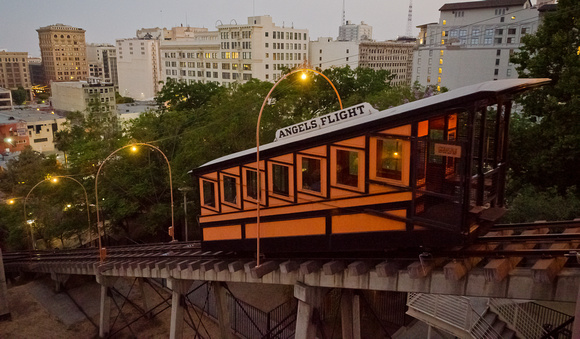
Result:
[200, 178, 219, 212]
[369, 137, 411, 187]
[330, 146, 366, 192]
[220, 173, 241, 209]
[297, 154, 327, 197]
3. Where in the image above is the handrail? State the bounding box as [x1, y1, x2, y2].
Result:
[489, 298, 548, 339]
[540, 316, 574, 339]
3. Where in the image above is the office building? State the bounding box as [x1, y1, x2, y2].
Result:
[51, 79, 117, 116]
[37, 24, 89, 82]
[87, 43, 118, 85]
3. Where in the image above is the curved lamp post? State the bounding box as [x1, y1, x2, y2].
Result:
[95, 142, 175, 262]
[24, 175, 90, 250]
[255, 67, 343, 266]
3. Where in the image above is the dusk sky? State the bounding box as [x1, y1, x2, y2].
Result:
[0, 0, 479, 57]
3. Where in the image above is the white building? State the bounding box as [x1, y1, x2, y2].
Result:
[51, 79, 117, 116]
[338, 20, 373, 42]
[87, 43, 118, 85]
[116, 38, 161, 100]
[412, 0, 540, 90]
[160, 16, 309, 85]
[309, 37, 359, 69]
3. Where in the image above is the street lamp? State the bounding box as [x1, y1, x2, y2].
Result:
[24, 175, 91, 251]
[178, 186, 193, 242]
[255, 66, 343, 266]
[95, 142, 175, 262]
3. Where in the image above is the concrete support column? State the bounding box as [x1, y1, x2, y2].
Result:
[137, 278, 152, 317]
[212, 281, 233, 339]
[168, 278, 192, 339]
[50, 271, 70, 293]
[340, 289, 361, 339]
[294, 282, 327, 339]
[0, 248, 10, 321]
[96, 275, 118, 338]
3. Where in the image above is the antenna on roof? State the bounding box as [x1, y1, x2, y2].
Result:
[342, 0, 346, 26]
[406, 0, 413, 37]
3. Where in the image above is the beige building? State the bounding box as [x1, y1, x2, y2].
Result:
[0, 88, 12, 110]
[359, 40, 415, 86]
[0, 51, 32, 94]
[87, 43, 118, 85]
[37, 24, 89, 82]
[51, 79, 117, 116]
[116, 38, 161, 100]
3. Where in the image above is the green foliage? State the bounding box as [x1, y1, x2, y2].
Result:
[155, 78, 225, 111]
[503, 185, 580, 223]
[0, 202, 28, 250]
[115, 92, 134, 104]
[11, 86, 27, 105]
[509, 0, 580, 195]
[0, 147, 62, 197]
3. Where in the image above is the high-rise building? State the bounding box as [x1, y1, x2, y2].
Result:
[116, 38, 161, 100]
[87, 43, 118, 85]
[37, 24, 89, 82]
[412, 0, 540, 90]
[338, 20, 373, 42]
[27, 57, 45, 86]
[0, 51, 32, 95]
[359, 40, 415, 86]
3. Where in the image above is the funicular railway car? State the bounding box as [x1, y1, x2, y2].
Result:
[191, 78, 550, 254]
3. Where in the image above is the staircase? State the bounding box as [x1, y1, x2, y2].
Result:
[406, 293, 522, 339]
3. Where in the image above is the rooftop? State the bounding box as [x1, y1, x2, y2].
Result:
[0, 107, 65, 124]
[440, 0, 530, 11]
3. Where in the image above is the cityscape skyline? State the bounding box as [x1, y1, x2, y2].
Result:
[0, 0, 477, 57]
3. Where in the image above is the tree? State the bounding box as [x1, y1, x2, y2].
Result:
[11, 87, 27, 105]
[510, 0, 580, 194]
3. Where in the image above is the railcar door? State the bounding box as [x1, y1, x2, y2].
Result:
[414, 113, 465, 230]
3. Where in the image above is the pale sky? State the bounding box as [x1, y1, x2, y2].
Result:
[0, 0, 479, 57]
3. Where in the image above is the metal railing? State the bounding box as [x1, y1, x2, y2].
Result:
[489, 298, 548, 339]
[187, 281, 296, 339]
[407, 293, 501, 338]
[522, 302, 573, 338]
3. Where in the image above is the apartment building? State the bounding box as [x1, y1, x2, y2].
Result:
[87, 43, 118, 85]
[359, 40, 415, 86]
[0, 88, 12, 110]
[412, 0, 540, 89]
[0, 51, 32, 95]
[51, 79, 117, 116]
[160, 16, 309, 85]
[338, 20, 373, 42]
[309, 37, 359, 69]
[37, 24, 89, 82]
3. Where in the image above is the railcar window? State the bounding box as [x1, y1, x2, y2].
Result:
[336, 150, 359, 187]
[202, 180, 216, 207]
[246, 170, 258, 199]
[376, 139, 403, 180]
[301, 157, 321, 192]
[272, 164, 290, 196]
[223, 175, 237, 204]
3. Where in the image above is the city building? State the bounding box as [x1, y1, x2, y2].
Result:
[51, 79, 117, 116]
[116, 37, 161, 100]
[28, 57, 45, 86]
[0, 108, 66, 155]
[0, 88, 12, 110]
[359, 40, 415, 86]
[309, 37, 359, 69]
[87, 43, 118, 85]
[37, 24, 89, 82]
[412, 0, 540, 89]
[338, 20, 373, 42]
[160, 16, 309, 85]
[0, 51, 32, 97]
[310, 23, 415, 86]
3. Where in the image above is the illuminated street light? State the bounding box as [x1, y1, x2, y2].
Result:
[24, 175, 91, 251]
[95, 142, 175, 261]
[255, 65, 343, 266]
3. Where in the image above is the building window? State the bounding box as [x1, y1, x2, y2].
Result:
[495, 59, 500, 66]
[245, 170, 258, 200]
[335, 149, 361, 188]
[202, 180, 217, 208]
[222, 175, 238, 205]
[272, 164, 290, 196]
[375, 138, 403, 181]
[494, 69, 499, 75]
[300, 157, 322, 193]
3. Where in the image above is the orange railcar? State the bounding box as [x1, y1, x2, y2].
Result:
[191, 78, 549, 254]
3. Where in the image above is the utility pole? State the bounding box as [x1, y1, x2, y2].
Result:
[178, 187, 193, 241]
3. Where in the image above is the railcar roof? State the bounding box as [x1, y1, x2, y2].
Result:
[193, 78, 549, 174]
